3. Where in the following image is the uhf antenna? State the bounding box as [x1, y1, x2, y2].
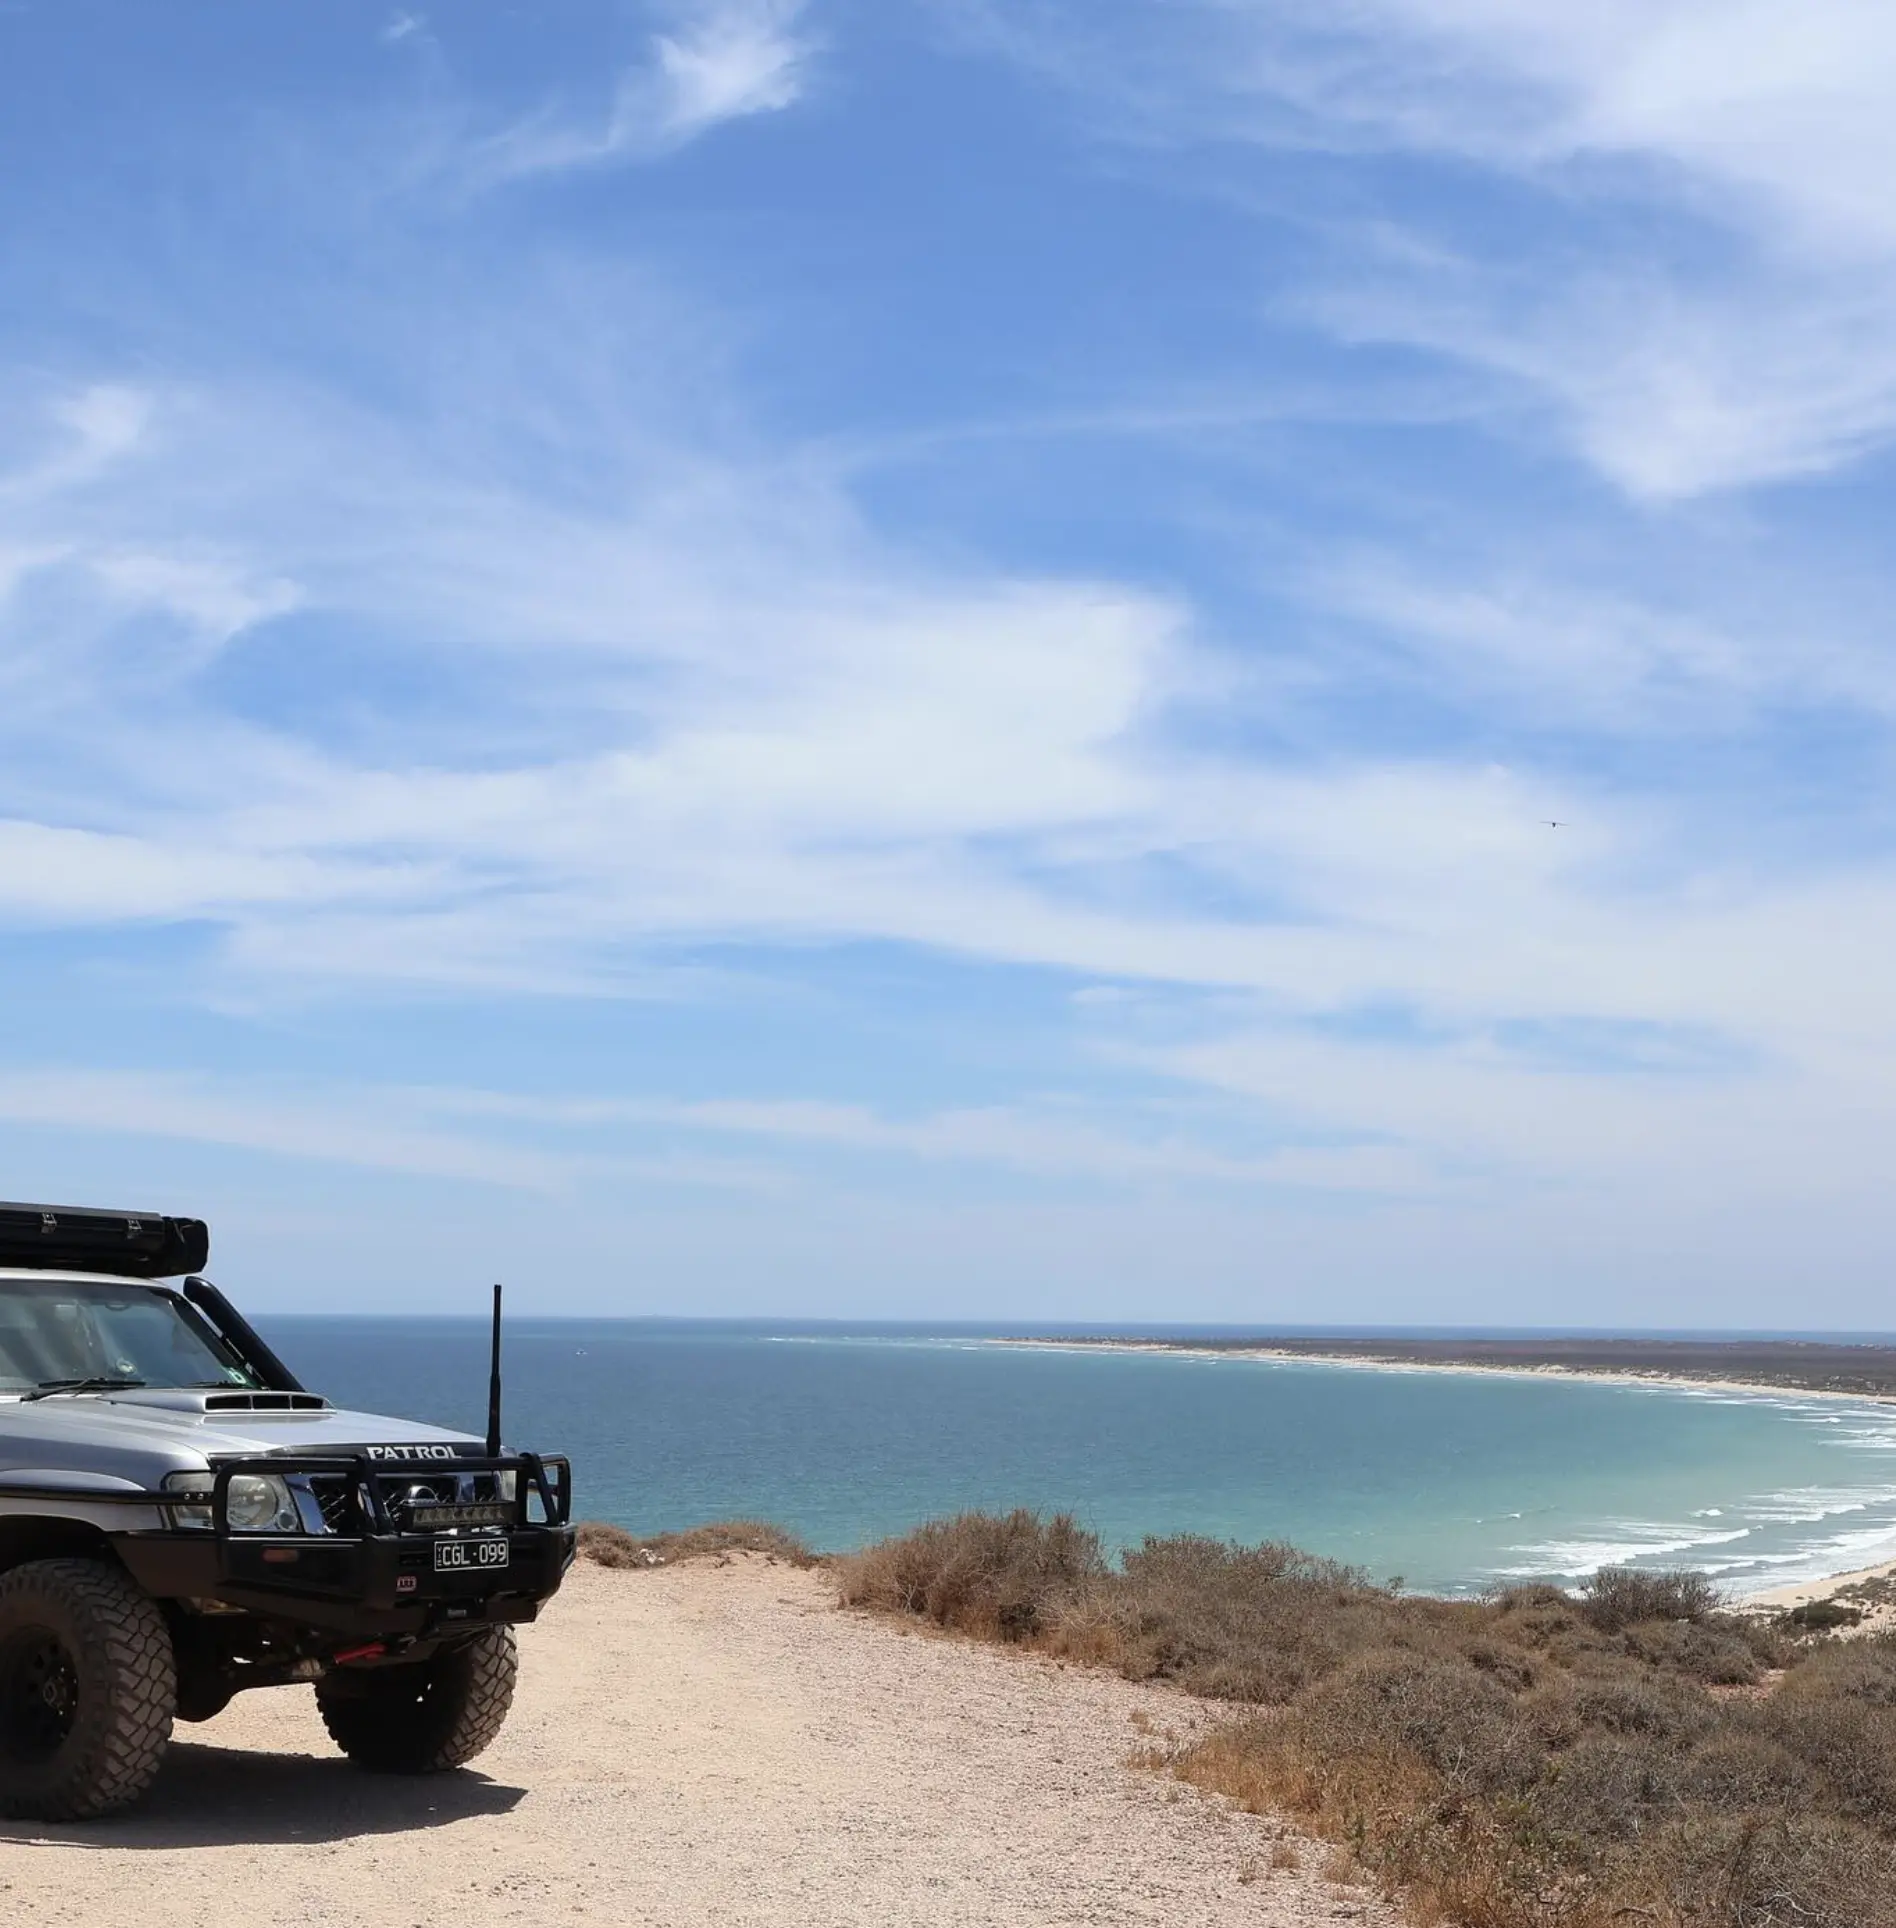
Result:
[485, 1282, 504, 1459]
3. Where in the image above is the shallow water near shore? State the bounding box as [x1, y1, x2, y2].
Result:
[262, 1318, 1896, 1597]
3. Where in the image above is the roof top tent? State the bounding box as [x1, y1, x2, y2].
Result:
[0, 1202, 308, 1391]
[0, 1203, 211, 1281]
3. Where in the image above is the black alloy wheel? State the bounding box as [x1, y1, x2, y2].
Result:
[0, 1559, 177, 1820]
[0, 1626, 81, 1761]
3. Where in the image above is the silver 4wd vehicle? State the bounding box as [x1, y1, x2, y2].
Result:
[0, 1202, 574, 1820]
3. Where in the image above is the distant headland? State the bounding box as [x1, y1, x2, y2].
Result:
[998, 1333, 1896, 1402]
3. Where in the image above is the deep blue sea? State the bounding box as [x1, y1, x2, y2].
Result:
[260, 1319, 1896, 1598]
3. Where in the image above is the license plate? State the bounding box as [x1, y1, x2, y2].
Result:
[433, 1537, 510, 1573]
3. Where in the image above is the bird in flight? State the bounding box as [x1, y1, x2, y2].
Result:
[1542, 820, 1568, 828]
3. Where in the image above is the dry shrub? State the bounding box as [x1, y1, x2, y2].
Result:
[1531, 1730, 1687, 1847]
[1581, 1565, 1722, 1634]
[1560, 1672, 1716, 1743]
[575, 1518, 815, 1568]
[1680, 1727, 1824, 1813]
[1779, 1634, 1896, 1710]
[1621, 1615, 1770, 1685]
[846, 1513, 1896, 1928]
[1768, 1637, 1896, 1826]
[834, 1509, 1105, 1639]
[1292, 1652, 1536, 1795]
[1638, 1814, 1896, 1928]
[1091, 1535, 1386, 1702]
[1176, 1600, 1896, 1926]
[1790, 1600, 1866, 1633]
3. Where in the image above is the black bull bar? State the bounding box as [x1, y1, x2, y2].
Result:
[206, 1449, 572, 1540]
[3, 1451, 576, 1634]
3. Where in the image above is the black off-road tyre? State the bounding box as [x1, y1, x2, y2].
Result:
[0, 1558, 177, 1821]
[316, 1625, 517, 1773]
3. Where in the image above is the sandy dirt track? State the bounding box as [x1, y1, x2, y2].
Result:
[1, 1556, 1392, 1927]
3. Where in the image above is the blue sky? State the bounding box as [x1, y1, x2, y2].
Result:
[5, 1, 1896, 1321]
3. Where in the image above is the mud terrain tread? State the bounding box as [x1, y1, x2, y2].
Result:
[316, 1625, 517, 1773]
[0, 1558, 177, 1820]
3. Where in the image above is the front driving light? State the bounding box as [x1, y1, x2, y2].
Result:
[225, 1473, 300, 1533]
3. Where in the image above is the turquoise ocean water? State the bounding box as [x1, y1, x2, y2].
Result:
[262, 1320, 1896, 1598]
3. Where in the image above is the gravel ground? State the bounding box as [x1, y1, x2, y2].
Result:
[0, 1556, 1394, 1928]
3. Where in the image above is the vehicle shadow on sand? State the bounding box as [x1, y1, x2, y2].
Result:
[0, 1740, 526, 1848]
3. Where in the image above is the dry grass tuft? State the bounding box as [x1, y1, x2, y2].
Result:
[576, 1518, 816, 1569]
[842, 1511, 1896, 1928]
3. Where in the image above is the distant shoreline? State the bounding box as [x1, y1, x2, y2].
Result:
[989, 1332, 1896, 1405]
[990, 1333, 1896, 1607]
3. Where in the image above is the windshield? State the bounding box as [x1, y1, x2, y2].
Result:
[0, 1280, 260, 1394]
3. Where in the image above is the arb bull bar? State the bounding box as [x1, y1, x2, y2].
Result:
[112, 1449, 576, 1636]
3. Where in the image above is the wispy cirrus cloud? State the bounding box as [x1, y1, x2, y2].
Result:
[950, 0, 1896, 497]
[475, 0, 813, 180]
[9, 5, 1896, 1316]
[1298, 235, 1896, 500]
[0, 1063, 1429, 1197]
[0, 1069, 787, 1195]
[0, 342, 1886, 1049]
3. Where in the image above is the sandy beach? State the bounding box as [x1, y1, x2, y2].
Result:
[994, 1336, 1896, 1409]
[0, 1556, 1389, 1928]
[1744, 1557, 1896, 1629]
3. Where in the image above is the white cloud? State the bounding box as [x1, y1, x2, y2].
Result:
[1143, 1011, 1896, 1225]
[0, 384, 152, 502]
[0, 1063, 1430, 1201]
[4, 6, 1895, 1318]
[0, 820, 440, 926]
[653, 0, 809, 139]
[476, 1, 812, 179]
[1298, 551, 1896, 731]
[2, 348, 1887, 1056]
[959, 0, 1896, 496]
[1305, 0, 1896, 255]
[52, 385, 152, 467]
[554, 1094, 1430, 1190]
[0, 1069, 569, 1191]
[1302, 237, 1896, 500]
[92, 552, 301, 652]
[0, 1069, 787, 1195]
[7, 238, 1896, 1274]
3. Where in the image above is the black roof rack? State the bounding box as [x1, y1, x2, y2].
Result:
[0, 1203, 209, 1280]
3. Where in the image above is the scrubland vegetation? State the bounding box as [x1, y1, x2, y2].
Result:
[576, 1518, 815, 1567]
[833, 1511, 1896, 1928]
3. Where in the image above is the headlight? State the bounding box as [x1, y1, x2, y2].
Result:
[225, 1473, 301, 1533]
[163, 1470, 214, 1531]
[162, 1469, 301, 1533]
[496, 1471, 517, 1503]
